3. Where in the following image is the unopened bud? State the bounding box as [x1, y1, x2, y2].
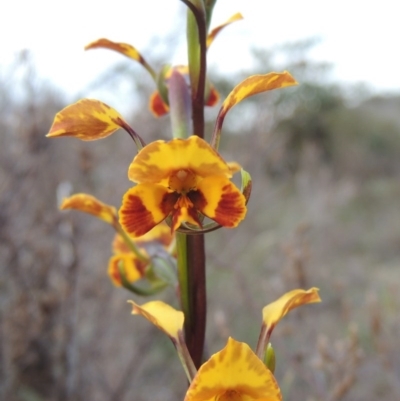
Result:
[264, 342, 276, 374]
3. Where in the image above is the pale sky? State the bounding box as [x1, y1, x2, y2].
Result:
[2, 0, 400, 96]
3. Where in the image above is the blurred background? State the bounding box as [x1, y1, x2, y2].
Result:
[1, 1, 399, 400]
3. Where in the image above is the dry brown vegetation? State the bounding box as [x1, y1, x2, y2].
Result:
[1, 50, 400, 401]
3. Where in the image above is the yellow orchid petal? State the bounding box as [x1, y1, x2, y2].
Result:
[85, 38, 156, 79]
[149, 90, 170, 117]
[226, 161, 242, 174]
[184, 337, 282, 401]
[194, 175, 246, 227]
[206, 13, 244, 49]
[85, 38, 143, 62]
[221, 72, 298, 117]
[211, 72, 298, 149]
[170, 199, 203, 231]
[108, 253, 146, 286]
[128, 136, 231, 186]
[119, 184, 177, 237]
[60, 193, 117, 224]
[47, 99, 131, 141]
[129, 300, 184, 341]
[262, 288, 321, 332]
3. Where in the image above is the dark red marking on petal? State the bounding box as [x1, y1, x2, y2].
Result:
[120, 193, 156, 236]
[170, 205, 202, 231]
[188, 189, 207, 211]
[205, 86, 220, 107]
[149, 92, 169, 117]
[120, 191, 178, 236]
[213, 183, 246, 227]
[162, 192, 181, 213]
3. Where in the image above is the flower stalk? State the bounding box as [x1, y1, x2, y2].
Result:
[182, 0, 210, 368]
[168, 55, 207, 367]
[114, 223, 149, 263]
[185, 234, 206, 367]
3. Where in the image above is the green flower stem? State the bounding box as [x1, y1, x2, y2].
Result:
[255, 323, 267, 359]
[116, 118, 146, 150]
[187, 10, 201, 98]
[119, 265, 168, 296]
[157, 64, 171, 106]
[141, 61, 157, 82]
[114, 223, 148, 263]
[176, 330, 198, 382]
[204, 0, 217, 31]
[255, 323, 273, 361]
[184, 2, 207, 137]
[210, 107, 224, 149]
[176, 232, 191, 336]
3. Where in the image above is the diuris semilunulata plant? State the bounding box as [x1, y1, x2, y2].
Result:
[47, 1, 321, 399]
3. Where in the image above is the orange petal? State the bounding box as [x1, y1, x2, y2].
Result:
[262, 288, 321, 333]
[211, 72, 298, 150]
[184, 337, 282, 401]
[128, 300, 184, 341]
[170, 197, 203, 231]
[60, 193, 117, 224]
[193, 176, 246, 227]
[86, 38, 143, 61]
[206, 13, 244, 49]
[119, 184, 178, 237]
[47, 99, 131, 141]
[108, 254, 146, 286]
[85, 38, 156, 78]
[205, 85, 220, 107]
[221, 72, 298, 117]
[226, 161, 242, 174]
[128, 136, 231, 186]
[149, 91, 169, 117]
